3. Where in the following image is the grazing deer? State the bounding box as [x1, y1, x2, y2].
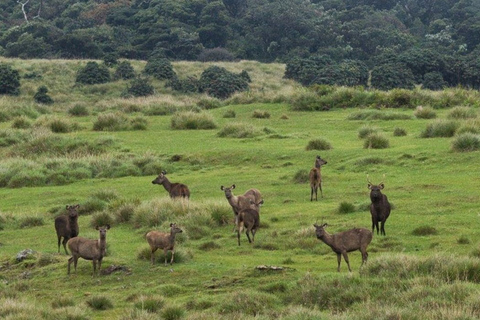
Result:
[237, 199, 263, 246]
[55, 204, 80, 254]
[146, 223, 183, 266]
[309, 155, 327, 201]
[67, 225, 110, 276]
[152, 170, 190, 199]
[314, 223, 372, 272]
[220, 184, 262, 227]
[368, 175, 391, 236]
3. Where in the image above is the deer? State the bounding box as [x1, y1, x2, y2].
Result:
[55, 204, 80, 255]
[67, 225, 110, 276]
[309, 155, 327, 201]
[368, 175, 391, 236]
[146, 223, 183, 266]
[220, 184, 262, 228]
[152, 170, 190, 199]
[236, 199, 264, 246]
[313, 222, 372, 272]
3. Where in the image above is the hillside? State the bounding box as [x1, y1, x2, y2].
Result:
[1, 58, 480, 319]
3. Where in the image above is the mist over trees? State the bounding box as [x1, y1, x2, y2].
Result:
[1, 0, 480, 90]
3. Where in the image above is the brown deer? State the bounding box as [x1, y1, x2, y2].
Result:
[309, 155, 327, 201]
[237, 199, 263, 246]
[152, 170, 190, 199]
[220, 184, 262, 226]
[67, 225, 110, 276]
[368, 175, 391, 236]
[146, 223, 183, 266]
[55, 204, 80, 254]
[314, 223, 372, 272]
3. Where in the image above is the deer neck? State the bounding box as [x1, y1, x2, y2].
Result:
[169, 231, 177, 244]
[99, 237, 107, 255]
[226, 194, 238, 206]
[161, 177, 172, 191]
[319, 230, 335, 247]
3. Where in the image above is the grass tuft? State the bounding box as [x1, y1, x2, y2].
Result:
[305, 138, 332, 151]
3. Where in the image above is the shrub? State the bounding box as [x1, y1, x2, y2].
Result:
[197, 48, 235, 62]
[422, 71, 447, 90]
[103, 53, 119, 67]
[171, 111, 217, 130]
[86, 296, 114, 310]
[219, 289, 279, 316]
[33, 86, 54, 104]
[79, 197, 108, 215]
[114, 61, 136, 80]
[161, 304, 185, 320]
[451, 133, 480, 152]
[306, 138, 332, 151]
[124, 77, 154, 97]
[90, 211, 114, 228]
[144, 58, 176, 80]
[447, 106, 477, 119]
[358, 126, 378, 139]
[0, 63, 21, 95]
[252, 110, 270, 119]
[223, 109, 236, 118]
[166, 76, 199, 93]
[414, 106, 437, 119]
[198, 66, 249, 99]
[371, 63, 415, 91]
[76, 62, 110, 85]
[363, 133, 389, 149]
[68, 104, 89, 116]
[393, 127, 407, 136]
[217, 123, 261, 138]
[19, 216, 44, 228]
[34, 116, 80, 133]
[197, 98, 221, 110]
[420, 120, 458, 138]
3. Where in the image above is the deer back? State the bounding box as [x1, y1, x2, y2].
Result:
[68, 237, 100, 260]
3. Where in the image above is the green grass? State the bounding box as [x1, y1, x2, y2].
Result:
[1, 58, 480, 319]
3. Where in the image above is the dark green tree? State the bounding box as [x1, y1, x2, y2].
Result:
[34, 86, 54, 104]
[114, 61, 136, 80]
[75, 62, 111, 85]
[199, 65, 249, 99]
[0, 63, 20, 95]
[144, 58, 176, 80]
[371, 63, 416, 90]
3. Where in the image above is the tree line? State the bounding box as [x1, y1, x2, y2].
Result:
[1, 0, 480, 90]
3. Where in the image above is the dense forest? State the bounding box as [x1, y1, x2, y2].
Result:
[1, 0, 480, 90]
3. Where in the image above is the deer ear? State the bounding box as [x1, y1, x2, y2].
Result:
[105, 224, 110, 230]
[367, 184, 372, 189]
[75, 204, 80, 208]
[379, 183, 385, 189]
[232, 184, 236, 189]
[170, 223, 174, 227]
[66, 205, 69, 210]
[95, 226, 100, 230]
[220, 186, 224, 190]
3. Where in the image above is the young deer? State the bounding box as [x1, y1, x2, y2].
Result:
[55, 204, 80, 254]
[314, 223, 372, 272]
[236, 199, 264, 246]
[67, 225, 110, 276]
[220, 184, 262, 227]
[368, 175, 391, 236]
[152, 170, 190, 199]
[309, 155, 327, 201]
[146, 223, 183, 266]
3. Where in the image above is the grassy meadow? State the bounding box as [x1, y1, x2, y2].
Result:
[1, 57, 480, 319]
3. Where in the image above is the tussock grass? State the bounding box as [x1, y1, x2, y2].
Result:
[393, 127, 407, 136]
[447, 106, 477, 119]
[347, 109, 412, 120]
[414, 106, 437, 119]
[358, 125, 379, 139]
[363, 133, 390, 149]
[86, 295, 114, 310]
[305, 138, 332, 151]
[451, 133, 480, 152]
[170, 111, 217, 130]
[217, 122, 262, 138]
[420, 120, 459, 138]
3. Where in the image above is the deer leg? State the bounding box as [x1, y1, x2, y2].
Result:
[251, 228, 256, 242]
[310, 186, 314, 201]
[58, 236, 61, 253]
[92, 260, 97, 276]
[342, 252, 352, 272]
[62, 238, 69, 255]
[98, 258, 102, 275]
[150, 248, 157, 265]
[380, 220, 386, 236]
[170, 249, 175, 265]
[361, 249, 368, 266]
[164, 248, 168, 266]
[73, 256, 78, 273]
[336, 253, 342, 272]
[67, 257, 73, 274]
[246, 229, 252, 243]
[319, 181, 323, 198]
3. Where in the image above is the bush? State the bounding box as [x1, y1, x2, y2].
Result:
[197, 48, 235, 62]
[90, 211, 114, 228]
[171, 111, 217, 130]
[420, 120, 458, 138]
[451, 133, 480, 152]
[423, 71, 447, 90]
[217, 123, 261, 138]
[124, 77, 154, 97]
[34, 116, 80, 133]
[144, 58, 176, 80]
[393, 127, 407, 136]
[371, 63, 415, 91]
[0, 63, 21, 95]
[198, 66, 249, 99]
[363, 134, 389, 149]
[75, 62, 111, 85]
[114, 61, 136, 80]
[33, 86, 54, 104]
[161, 304, 185, 320]
[358, 126, 378, 139]
[103, 53, 119, 67]
[338, 201, 355, 214]
[166, 76, 199, 93]
[306, 138, 332, 151]
[252, 110, 270, 119]
[19, 216, 44, 228]
[223, 109, 236, 118]
[93, 112, 130, 131]
[414, 106, 437, 119]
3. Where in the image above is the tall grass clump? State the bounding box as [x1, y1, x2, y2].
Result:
[358, 125, 378, 139]
[217, 122, 262, 138]
[93, 112, 130, 131]
[393, 127, 407, 136]
[252, 110, 271, 119]
[86, 296, 114, 310]
[414, 106, 437, 119]
[223, 109, 236, 118]
[420, 120, 459, 138]
[219, 289, 280, 317]
[451, 133, 480, 152]
[457, 118, 480, 135]
[68, 103, 89, 116]
[134, 295, 165, 313]
[447, 106, 477, 119]
[132, 198, 186, 228]
[363, 133, 389, 149]
[338, 201, 356, 214]
[347, 109, 411, 120]
[34, 115, 81, 133]
[305, 138, 332, 151]
[11, 116, 32, 129]
[170, 111, 217, 130]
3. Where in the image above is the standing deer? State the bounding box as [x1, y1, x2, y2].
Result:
[314, 223, 372, 272]
[237, 199, 263, 246]
[368, 175, 391, 236]
[146, 223, 183, 266]
[55, 204, 80, 254]
[220, 184, 262, 226]
[67, 225, 110, 276]
[152, 170, 190, 199]
[309, 155, 328, 201]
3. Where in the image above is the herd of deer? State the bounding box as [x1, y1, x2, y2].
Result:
[55, 156, 392, 275]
